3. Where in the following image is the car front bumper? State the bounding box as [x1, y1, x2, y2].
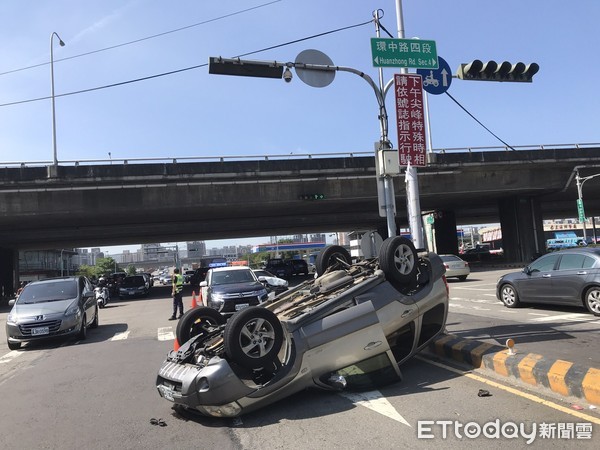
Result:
[6, 315, 81, 343]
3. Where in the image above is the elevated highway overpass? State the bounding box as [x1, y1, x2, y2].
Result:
[2, 143, 600, 293]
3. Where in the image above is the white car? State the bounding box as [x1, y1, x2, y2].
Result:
[252, 269, 289, 296]
[440, 254, 470, 281]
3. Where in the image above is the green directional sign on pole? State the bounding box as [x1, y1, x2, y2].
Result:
[371, 38, 438, 69]
[577, 199, 586, 222]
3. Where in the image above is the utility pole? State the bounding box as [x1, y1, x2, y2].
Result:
[395, 0, 424, 249]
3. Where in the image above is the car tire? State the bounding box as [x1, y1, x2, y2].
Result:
[78, 314, 87, 340]
[90, 306, 99, 329]
[7, 340, 21, 351]
[315, 245, 352, 277]
[224, 306, 283, 369]
[584, 286, 600, 316]
[500, 284, 520, 308]
[379, 237, 418, 285]
[458, 275, 468, 281]
[176, 307, 226, 344]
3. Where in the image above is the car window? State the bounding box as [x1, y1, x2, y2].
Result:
[211, 270, 255, 285]
[529, 254, 559, 272]
[254, 270, 273, 277]
[440, 255, 460, 262]
[17, 280, 78, 303]
[558, 254, 596, 270]
[122, 276, 145, 287]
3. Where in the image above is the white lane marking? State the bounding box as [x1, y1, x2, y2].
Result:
[110, 331, 130, 341]
[0, 350, 22, 364]
[527, 312, 549, 316]
[339, 390, 410, 426]
[498, 309, 517, 313]
[530, 313, 597, 323]
[158, 327, 175, 341]
[484, 293, 497, 297]
[451, 287, 495, 291]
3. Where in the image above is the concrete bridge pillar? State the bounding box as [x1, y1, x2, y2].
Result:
[0, 248, 17, 302]
[433, 210, 459, 255]
[498, 196, 545, 263]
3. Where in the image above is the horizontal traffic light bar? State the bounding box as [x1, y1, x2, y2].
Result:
[209, 57, 284, 79]
[457, 59, 539, 82]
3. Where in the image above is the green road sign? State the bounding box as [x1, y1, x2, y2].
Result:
[371, 38, 438, 69]
[577, 199, 586, 222]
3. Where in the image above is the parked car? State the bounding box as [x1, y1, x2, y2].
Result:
[119, 275, 150, 299]
[189, 267, 210, 287]
[199, 267, 269, 316]
[264, 258, 292, 278]
[496, 247, 600, 316]
[161, 275, 173, 285]
[252, 269, 289, 295]
[439, 254, 470, 281]
[5, 276, 99, 350]
[285, 259, 309, 276]
[156, 238, 449, 417]
[184, 270, 196, 283]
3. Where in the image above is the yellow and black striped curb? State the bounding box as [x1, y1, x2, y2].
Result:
[429, 333, 600, 407]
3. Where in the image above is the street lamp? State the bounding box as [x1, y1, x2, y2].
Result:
[51, 32, 65, 167]
[575, 170, 600, 241]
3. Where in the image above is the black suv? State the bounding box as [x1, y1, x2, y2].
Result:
[286, 259, 309, 276]
[200, 267, 268, 316]
[264, 258, 292, 278]
[118, 275, 150, 299]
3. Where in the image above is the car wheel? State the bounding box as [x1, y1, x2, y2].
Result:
[584, 286, 600, 316]
[315, 245, 352, 277]
[379, 237, 418, 285]
[500, 284, 520, 308]
[458, 275, 468, 281]
[78, 314, 87, 340]
[224, 306, 284, 369]
[176, 307, 226, 344]
[7, 340, 21, 351]
[90, 306, 99, 329]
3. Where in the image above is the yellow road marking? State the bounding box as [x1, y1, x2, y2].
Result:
[415, 355, 600, 425]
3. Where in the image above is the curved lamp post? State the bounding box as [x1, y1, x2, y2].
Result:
[575, 170, 600, 241]
[51, 32, 65, 167]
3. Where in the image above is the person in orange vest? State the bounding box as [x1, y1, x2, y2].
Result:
[169, 268, 185, 320]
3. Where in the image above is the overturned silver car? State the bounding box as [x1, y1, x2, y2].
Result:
[156, 237, 449, 417]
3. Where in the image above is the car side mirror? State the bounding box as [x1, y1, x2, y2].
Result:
[83, 289, 95, 298]
[522, 267, 531, 275]
[200, 281, 208, 287]
[8, 299, 15, 307]
[258, 276, 267, 282]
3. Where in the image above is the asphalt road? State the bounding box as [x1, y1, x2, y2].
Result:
[0, 283, 598, 449]
[445, 268, 600, 368]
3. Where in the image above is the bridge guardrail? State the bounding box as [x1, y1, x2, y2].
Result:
[2, 143, 599, 168]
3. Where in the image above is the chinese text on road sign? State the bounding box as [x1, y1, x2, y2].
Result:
[394, 74, 426, 167]
[371, 38, 438, 69]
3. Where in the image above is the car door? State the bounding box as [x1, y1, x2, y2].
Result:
[82, 277, 95, 321]
[551, 253, 597, 305]
[515, 253, 560, 303]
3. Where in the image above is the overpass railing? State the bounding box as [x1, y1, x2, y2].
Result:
[2, 142, 599, 168]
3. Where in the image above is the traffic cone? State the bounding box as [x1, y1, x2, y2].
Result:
[191, 291, 198, 309]
[198, 289, 204, 306]
[173, 338, 180, 351]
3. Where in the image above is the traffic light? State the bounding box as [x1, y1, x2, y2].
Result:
[457, 59, 539, 82]
[299, 194, 326, 201]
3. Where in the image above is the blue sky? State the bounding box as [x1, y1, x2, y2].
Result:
[1, 0, 598, 252]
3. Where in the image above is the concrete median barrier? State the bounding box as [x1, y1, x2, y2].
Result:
[429, 333, 600, 407]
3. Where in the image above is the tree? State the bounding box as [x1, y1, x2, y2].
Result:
[95, 257, 119, 277]
[77, 264, 96, 280]
[126, 265, 137, 275]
